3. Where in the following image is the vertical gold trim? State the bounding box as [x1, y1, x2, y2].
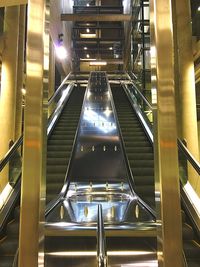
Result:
[150, 0, 183, 266]
[18, 0, 49, 266]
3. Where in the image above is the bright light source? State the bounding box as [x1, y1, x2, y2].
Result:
[86, 54, 90, 58]
[21, 88, 26, 95]
[56, 45, 67, 60]
[86, 28, 90, 33]
[89, 61, 107, 66]
[84, 47, 88, 50]
[80, 33, 97, 38]
[109, 47, 113, 50]
[198, 6, 200, 11]
[86, 3, 89, 6]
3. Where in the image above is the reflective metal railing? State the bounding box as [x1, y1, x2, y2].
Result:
[122, 78, 200, 233]
[97, 204, 107, 267]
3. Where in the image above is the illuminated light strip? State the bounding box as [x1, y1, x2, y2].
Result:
[0, 183, 13, 210]
[46, 251, 155, 257]
[80, 33, 97, 38]
[89, 61, 107, 66]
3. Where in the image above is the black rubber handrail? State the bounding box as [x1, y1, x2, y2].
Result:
[48, 72, 71, 105]
[124, 78, 200, 177]
[178, 139, 200, 175]
[97, 204, 107, 267]
[0, 80, 73, 176]
[0, 136, 23, 172]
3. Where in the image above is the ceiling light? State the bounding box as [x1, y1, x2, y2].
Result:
[80, 33, 97, 38]
[86, 54, 90, 58]
[89, 61, 107, 66]
[56, 45, 67, 60]
[109, 47, 113, 50]
[84, 47, 88, 50]
[86, 28, 90, 33]
[86, 3, 89, 6]
[198, 6, 200, 11]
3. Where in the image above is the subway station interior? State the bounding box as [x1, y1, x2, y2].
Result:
[0, 0, 200, 267]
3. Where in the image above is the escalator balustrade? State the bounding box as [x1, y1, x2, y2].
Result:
[0, 85, 85, 267]
[112, 84, 200, 267]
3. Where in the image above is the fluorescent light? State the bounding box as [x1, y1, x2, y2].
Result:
[80, 58, 96, 61]
[56, 45, 67, 60]
[89, 61, 107, 66]
[80, 33, 97, 38]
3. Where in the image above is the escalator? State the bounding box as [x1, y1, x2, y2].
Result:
[111, 84, 200, 267]
[0, 85, 85, 267]
[45, 72, 157, 267]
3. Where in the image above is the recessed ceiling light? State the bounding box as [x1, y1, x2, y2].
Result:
[109, 47, 113, 50]
[84, 47, 88, 50]
[86, 54, 90, 58]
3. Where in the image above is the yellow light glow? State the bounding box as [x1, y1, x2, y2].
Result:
[80, 33, 97, 38]
[21, 88, 26, 95]
[86, 28, 90, 33]
[86, 54, 90, 58]
[89, 61, 107, 66]
[47, 250, 155, 257]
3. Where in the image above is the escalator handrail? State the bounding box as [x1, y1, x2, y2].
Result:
[109, 80, 156, 220]
[0, 81, 74, 176]
[124, 79, 200, 176]
[178, 139, 200, 175]
[48, 72, 71, 105]
[97, 204, 107, 267]
[0, 135, 23, 172]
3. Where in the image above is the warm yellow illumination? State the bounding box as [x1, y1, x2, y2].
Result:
[80, 58, 96, 61]
[47, 250, 155, 257]
[89, 61, 107, 66]
[80, 33, 97, 38]
[86, 54, 90, 58]
[21, 88, 26, 95]
[86, 28, 90, 33]
[0, 183, 13, 210]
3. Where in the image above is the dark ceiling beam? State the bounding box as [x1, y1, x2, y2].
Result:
[61, 14, 132, 22]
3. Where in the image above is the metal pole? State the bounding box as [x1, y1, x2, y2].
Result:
[150, 0, 183, 266]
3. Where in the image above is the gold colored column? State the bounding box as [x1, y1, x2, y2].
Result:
[15, 5, 26, 140]
[18, 0, 49, 266]
[48, 38, 55, 117]
[150, 0, 183, 266]
[0, 6, 20, 190]
[174, 0, 200, 192]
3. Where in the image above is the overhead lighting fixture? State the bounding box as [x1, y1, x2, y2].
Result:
[86, 3, 89, 6]
[84, 47, 88, 50]
[89, 61, 107, 66]
[86, 28, 90, 33]
[80, 58, 96, 61]
[198, 6, 200, 11]
[86, 54, 90, 58]
[56, 33, 68, 60]
[109, 47, 113, 50]
[56, 45, 68, 60]
[80, 33, 97, 38]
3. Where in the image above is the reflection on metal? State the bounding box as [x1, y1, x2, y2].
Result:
[150, 1, 183, 266]
[0, 0, 27, 7]
[173, 0, 200, 193]
[60, 205, 64, 220]
[18, 0, 49, 266]
[97, 205, 107, 267]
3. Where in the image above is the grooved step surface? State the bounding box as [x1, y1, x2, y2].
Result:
[111, 85, 200, 266]
[0, 86, 85, 267]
